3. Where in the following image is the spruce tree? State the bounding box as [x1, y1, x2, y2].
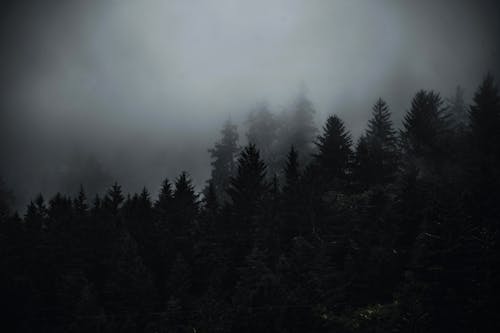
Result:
[400, 90, 447, 157]
[171, 172, 199, 248]
[366, 98, 397, 151]
[103, 182, 124, 216]
[173, 172, 199, 217]
[73, 185, 88, 216]
[355, 98, 398, 185]
[208, 118, 240, 204]
[314, 114, 353, 180]
[227, 144, 268, 216]
[469, 73, 500, 157]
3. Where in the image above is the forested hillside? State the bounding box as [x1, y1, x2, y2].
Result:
[1, 74, 499, 332]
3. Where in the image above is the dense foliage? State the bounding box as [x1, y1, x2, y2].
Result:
[1, 75, 500, 332]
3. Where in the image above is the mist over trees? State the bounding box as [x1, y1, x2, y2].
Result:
[2, 74, 500, 332]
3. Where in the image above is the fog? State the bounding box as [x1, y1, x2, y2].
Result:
[1, 0, 499, 209]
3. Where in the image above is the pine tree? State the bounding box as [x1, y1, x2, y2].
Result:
[0, 179, 13, 221]
[281, 146, 308, 241]
[171, 172, 199, 248]
[227, 144, 268, 216]
[355, 98, 398, 186]
[173, 172, 199, 218]
[469, 73, 500, 157]
[208, 118, 240, 204]
[155, 178, 173, 212]
[25, 194, 47, 232]
[366, 98, 397, 151]
[103, 182, 124, 216]
[314, 114, 353, 180]
[74, 185, 88, 216]
[400, 90, 447, 157]
[47, 192, 73, 231]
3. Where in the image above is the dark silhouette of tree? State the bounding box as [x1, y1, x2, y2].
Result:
[103, 182, 124, 217]
[172, 172, 199, 223]
[170, 172, 199, 259]
[469, 73, 500, 157]
[155, 178, 173, 213]
[25, 194, 47, 232]
[354, 98, 398, 186]
[73, 185, 89, 216]
[353, 134, 373, 186]
[280, 146, 308, 241]
[3, 76, 500, 332]
[208, 118, 240, 204]
[227, 144, 268, 216]
[314, 114, 353, 180]
[400, 90, 448, 162]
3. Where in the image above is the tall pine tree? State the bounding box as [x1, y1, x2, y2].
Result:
[208, 118, 240, 204]
[227, 144, 268, 216]
[314, 114, 353, 180]
[400, 90, 448, 175]
[355, 98, 398, 186]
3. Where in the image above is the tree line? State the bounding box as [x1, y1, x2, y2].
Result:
[1, 74, 499, 332]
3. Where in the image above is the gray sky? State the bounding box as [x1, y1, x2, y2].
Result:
[1, 0, 499, 208]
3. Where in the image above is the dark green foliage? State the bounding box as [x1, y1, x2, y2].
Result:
[103, 182, 124, 216]
[354, 99, 398, 186]
[73, 185, 89, 216]
[400, 90, 448, 164]
[155, 178, 173, 213]
[469, 73, 500, 156]
[314, 114, 353, 180]
[2, 76, 500, 332]
[227, 144, 268, 216]
[172, 172, 199, 220]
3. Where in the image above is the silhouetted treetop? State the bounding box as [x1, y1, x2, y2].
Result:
[366, 98, 397, 150]
[227, 144, 268, 214]
[469, 73, 500, 155]
[400, 90, 447, 156]
[208, 118, 240, 204]
[314, 114, 352, 179]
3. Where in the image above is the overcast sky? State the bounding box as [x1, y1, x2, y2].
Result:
[1, 0, 499, 208]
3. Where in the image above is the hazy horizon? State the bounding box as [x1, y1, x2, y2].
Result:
[2, 0, 499, 209]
